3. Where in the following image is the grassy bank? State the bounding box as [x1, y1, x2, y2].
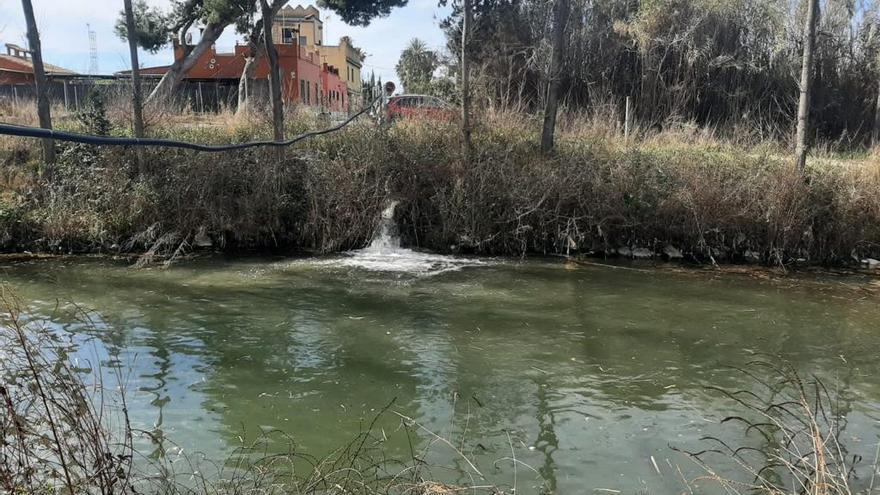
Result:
[1, 106, 879, 266]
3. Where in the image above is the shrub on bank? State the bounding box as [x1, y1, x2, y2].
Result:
[0, 115, 878, 265]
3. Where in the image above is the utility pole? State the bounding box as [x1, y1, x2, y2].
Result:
[21, 0, 55, 168]
[461, 0, 473, 166]
[540, 0, 570, 153]
[795, 0, 819, 172]
[123, 0, 145, 139]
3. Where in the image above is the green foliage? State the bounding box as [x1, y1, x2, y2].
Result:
[54, 89, 113, 172]
[203, 0, 256, 25]
[441, 0, 880, 143]
[114, 0, 171, 53]
[396, 38, 439, 94]
[318, 0, 408, 26]
[75, 89, 111, 137]
[160, 0, 260, 40]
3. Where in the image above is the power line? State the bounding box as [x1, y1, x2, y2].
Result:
[0, 96, 379, 152]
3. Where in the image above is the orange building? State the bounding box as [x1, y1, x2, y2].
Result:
[133, 27, 349, 112]
[0, 43, 77, 85]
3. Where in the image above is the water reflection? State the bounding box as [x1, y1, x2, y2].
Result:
[1, 258, 879, 494]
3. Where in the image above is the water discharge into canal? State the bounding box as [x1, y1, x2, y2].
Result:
[334, 199, 488, 275]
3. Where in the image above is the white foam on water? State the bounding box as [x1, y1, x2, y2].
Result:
[318, 200, 489, 276]
[335, 248, 487, 275]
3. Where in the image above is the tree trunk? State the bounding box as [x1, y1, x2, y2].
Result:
[21, 0, 55, 168]
[146, 22, 227, 105]
[239, 1, 286, 112]
[540, 0, 570, 153]
[238, 54, 258, 110]
[123, 0, 145, 138]
[874, 63, 880, 147]
[795, 0, 819, 172]
[461, 0, 473, 165]
[238, 19, 265, 111]
[261, 0, 284, 142]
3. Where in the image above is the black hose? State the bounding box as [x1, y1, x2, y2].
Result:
[0, 97, 378, 153]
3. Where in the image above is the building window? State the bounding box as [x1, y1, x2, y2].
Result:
[299, 36, 307, 46]
[282, 28, 295, 44]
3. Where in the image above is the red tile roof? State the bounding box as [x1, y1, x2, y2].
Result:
[0, 54, 77, 76]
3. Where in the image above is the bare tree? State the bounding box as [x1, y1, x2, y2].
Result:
[461, 0, 473, 165]
[238, 0, 286, 111]
[795, 0, 819, 171]
[260, 0, 284, 142]
[21, 0, 55, 167]
[145, 0, 243, 105]
[123, 0, 145, 138]
[540, 0, 570, 153]
[238, 21, 265, 111]
[874, 50, 880, 147]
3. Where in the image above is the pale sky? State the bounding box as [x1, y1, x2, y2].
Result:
[0, 0, 451, 84]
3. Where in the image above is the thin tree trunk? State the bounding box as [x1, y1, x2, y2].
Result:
[123, 0, 145, 139]
[461, 0, 473, 165]
[146, 22, 226, 105]
[261, 0, 284, 142]
[238, 54, 258, 109]
[795, 0, 819, 172]
[240, 1, 285, 112]
[874, 66, 880, 147]
[541, 0, 570, 153]
[21, 0, 55, 168]
[238, 19, 265, 111]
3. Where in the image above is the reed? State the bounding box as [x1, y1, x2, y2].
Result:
[0, 107, 878, 266]
[677, 360, 863, 495]
[0, 290, 533, 494]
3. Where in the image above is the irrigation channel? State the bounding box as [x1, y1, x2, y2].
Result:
[3, 204, 880, 493]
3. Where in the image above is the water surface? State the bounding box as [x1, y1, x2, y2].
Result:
[2, 255, 879, 494]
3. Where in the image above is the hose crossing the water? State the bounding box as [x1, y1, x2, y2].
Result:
[0, 95, 382, 153]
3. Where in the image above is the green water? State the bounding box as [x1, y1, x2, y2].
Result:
[3, 256, 880, 494]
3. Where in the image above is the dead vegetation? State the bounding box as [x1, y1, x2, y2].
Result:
[677, 361, 865, 495]
[0, 102, 879, 266]
[0, 289, 537, 494]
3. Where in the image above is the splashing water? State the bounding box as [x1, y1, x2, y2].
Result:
[334, 200, 487, 275]
[366, 200, 401, 252]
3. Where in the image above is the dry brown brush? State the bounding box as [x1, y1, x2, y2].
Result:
[0, 115, 879, 265]
[0, 291, 532, 494]
[677, 361, 861, 495]
[0, 288, 135, 494]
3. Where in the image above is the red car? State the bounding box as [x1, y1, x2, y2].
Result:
[386, 94, 456, 122]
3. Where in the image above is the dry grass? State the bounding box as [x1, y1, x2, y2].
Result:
[0, 288, 135, 494]
[677, 361, 862, 495]
[1, 101, 880, 265]
[0, 290, 533, 494]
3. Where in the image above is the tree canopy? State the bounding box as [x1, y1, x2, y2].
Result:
[318, 0, 408, 26]
[437, 0, 880, 144]
[114, 0, 171, 53]
[396, 39, 439, 94]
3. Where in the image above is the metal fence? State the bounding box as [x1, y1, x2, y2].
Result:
[0, 78, 244, 113]
[0, 78, 373, 115]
